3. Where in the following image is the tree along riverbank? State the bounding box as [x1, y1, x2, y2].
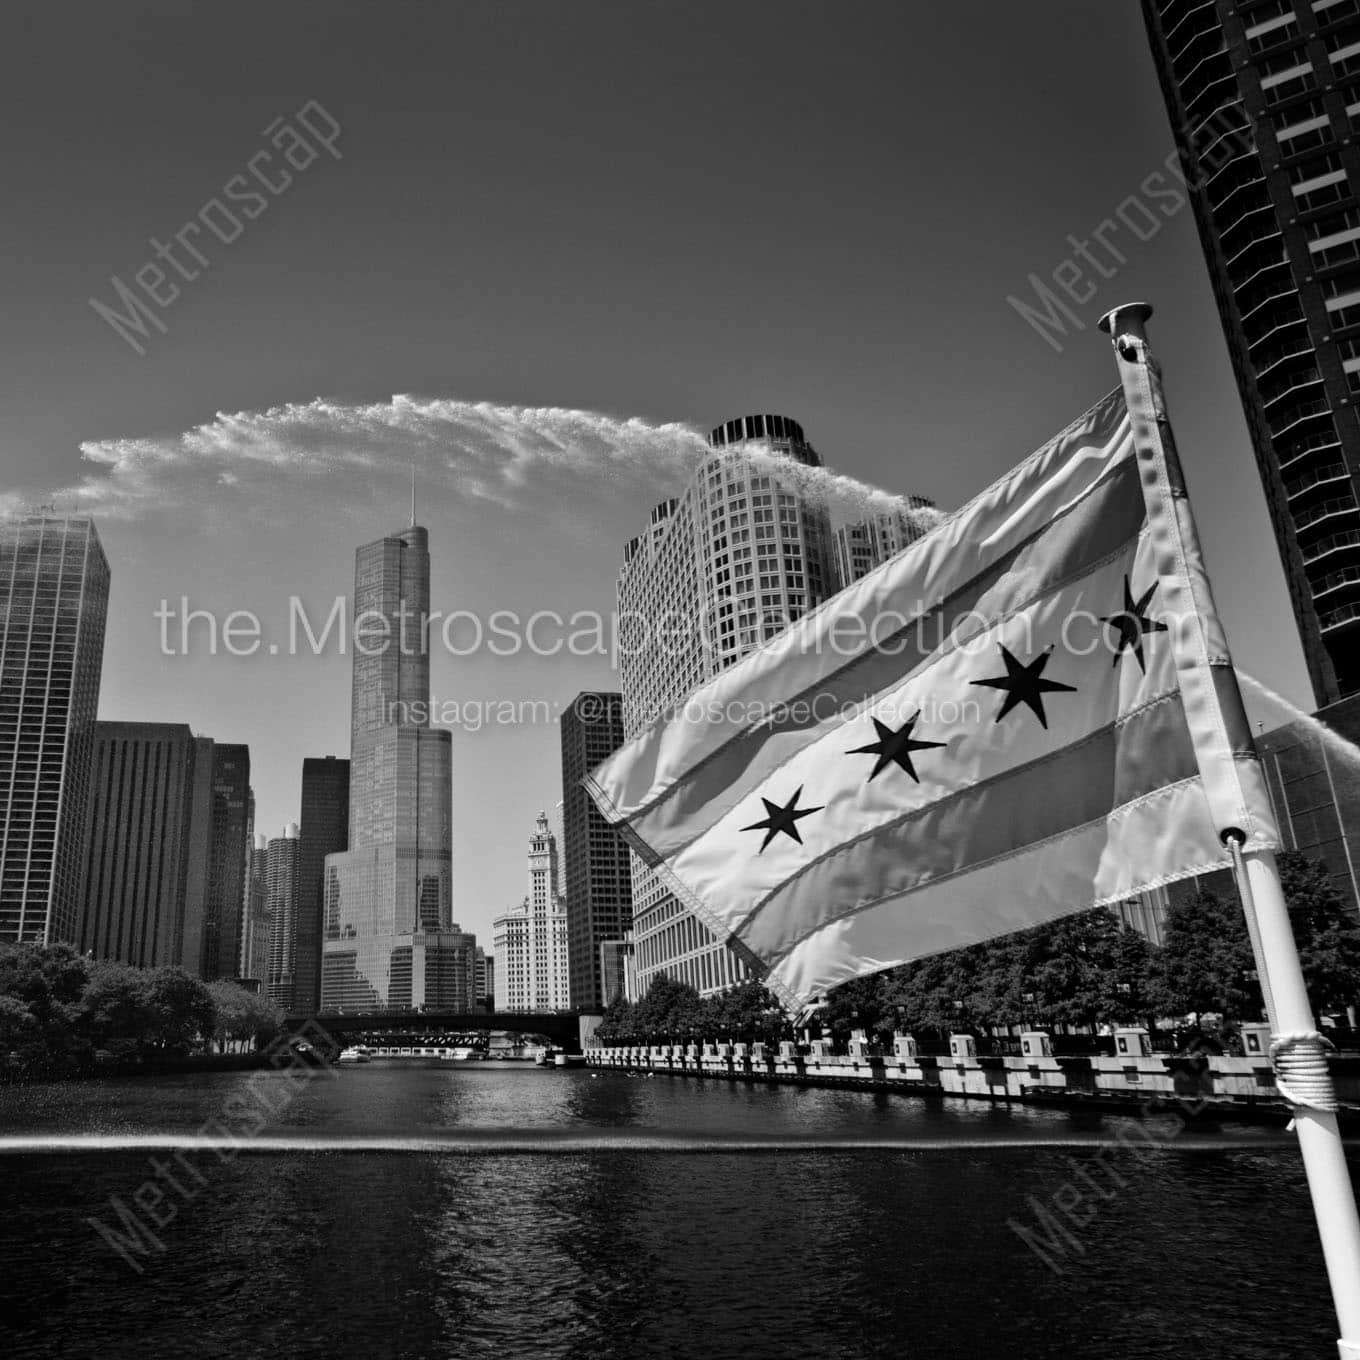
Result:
[0, 942, 285, 1083]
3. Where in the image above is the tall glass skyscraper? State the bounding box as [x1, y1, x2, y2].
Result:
[320, 522, 460, 1012]
[0, 516, 109, 945]
[1141, 0, 1360, 703]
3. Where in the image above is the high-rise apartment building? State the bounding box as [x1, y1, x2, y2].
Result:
[1141, 0, 1360, 703]
[0, 517, 109, 945]
[492, 813, 569, 1011]
[265, 824, 301, 1009]
[615, 415, 839, 1000]
[79, 721, 213, 970]
[832, 501, 937, 586]
[240, 831, 270, 984]
[201, 744, 251, 979]
[321, 520, 462, 1011]
[294, 756, 349, 1015]
[560, 691, 632, 1011]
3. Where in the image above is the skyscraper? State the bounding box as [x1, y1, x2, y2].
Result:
[240, 831, 270, 984]
[201, 743, 252, 979]
[475, 945, 494, 1010]
[0, 516, 109, 945]
[294, 756, 349, 1015]
[832, 501, 936, 586]
[1141, 0, 1360, 703]
[321, 520, 461, 1011]
[79, 721, 213, 970]
[180, 736, 216, 975]
[615, 415, 839, 1000]
[265, 824, 301, 1010]
[560, 691, 633, 1011]
[492, 813, 569, 1011]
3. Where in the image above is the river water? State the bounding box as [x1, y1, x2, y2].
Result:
[0, 1061, 1352, 1359]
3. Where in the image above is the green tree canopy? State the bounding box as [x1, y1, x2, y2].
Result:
[143, 967, 216, 1052]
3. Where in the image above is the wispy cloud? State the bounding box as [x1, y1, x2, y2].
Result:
[1, 394, 928, 530]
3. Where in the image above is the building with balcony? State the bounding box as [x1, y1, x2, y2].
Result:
[1142, 0, 1360, 702]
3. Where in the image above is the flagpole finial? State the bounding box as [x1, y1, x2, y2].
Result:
[1098, 301, 1154, 340]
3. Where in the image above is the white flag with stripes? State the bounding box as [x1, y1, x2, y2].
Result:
[585, 387, 1280, 1012]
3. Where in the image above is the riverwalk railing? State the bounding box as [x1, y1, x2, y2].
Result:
[584, 1032, 1360, 1118]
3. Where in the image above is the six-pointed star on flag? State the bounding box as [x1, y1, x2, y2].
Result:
[743, 634, 1101, 853]
[740, 785, 824, 853]
[846, 712, 945, 783]
[970, 643, 1076, 729]
[1100, 575, 1167, 674]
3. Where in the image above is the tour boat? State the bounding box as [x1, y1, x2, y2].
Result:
[336, 1046, 372, 1064]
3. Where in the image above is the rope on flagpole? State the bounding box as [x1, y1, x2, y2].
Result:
[1271, 1031, 1340, 1113]
[1225, 831, 1340, 1114]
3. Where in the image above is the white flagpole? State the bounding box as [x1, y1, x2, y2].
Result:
[1101, 302, 1360, 1360]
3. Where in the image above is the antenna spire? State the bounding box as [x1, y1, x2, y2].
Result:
[409, 461, 416, 528]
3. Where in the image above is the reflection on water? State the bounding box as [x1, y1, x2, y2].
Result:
[0, 1064, 1349, 1359]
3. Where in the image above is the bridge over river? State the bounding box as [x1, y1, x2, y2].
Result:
[292, 1010, 585, 1053]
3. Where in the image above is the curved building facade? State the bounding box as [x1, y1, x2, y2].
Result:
[616, 415, 838, 1001]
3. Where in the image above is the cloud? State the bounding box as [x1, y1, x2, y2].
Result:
[0, 393, 931, 531]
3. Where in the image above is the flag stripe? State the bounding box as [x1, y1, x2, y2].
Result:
[601, 450, 1146, 856]
[762, 777, 1231, 1009]
[732, 689, 1202, 962]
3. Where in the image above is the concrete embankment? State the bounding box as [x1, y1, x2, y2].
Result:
[587, 1034, 1360, 1126]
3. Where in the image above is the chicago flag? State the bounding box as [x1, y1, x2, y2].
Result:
[585, 386, 1280, 1012]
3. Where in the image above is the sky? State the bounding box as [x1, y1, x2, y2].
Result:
[0, 1, 1315, 945]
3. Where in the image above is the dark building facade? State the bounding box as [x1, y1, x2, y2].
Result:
[240, 831, 269, 984]
[79, 722, 213, 969]
[560, 692, 633, 1010]
[294, 756, 349, 1015]
[201, 743, 252, 979]
[1142, 0, 1360, 704]
[265, 824, 301, 1011]
[0, 516, 109, 945]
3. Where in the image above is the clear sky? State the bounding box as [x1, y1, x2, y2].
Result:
[0, 1, 1312, 946]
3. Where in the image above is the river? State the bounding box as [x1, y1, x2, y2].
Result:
[0, 1060, 1351, 1359]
